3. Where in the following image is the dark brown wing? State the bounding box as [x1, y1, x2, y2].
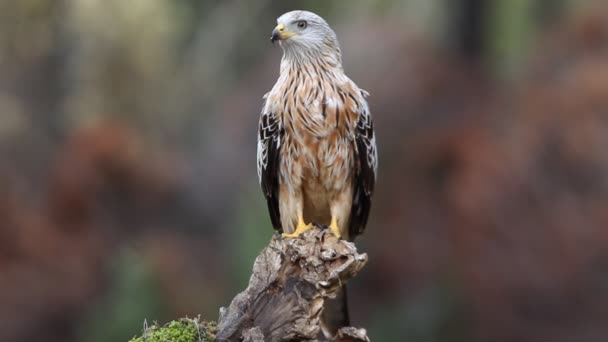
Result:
[349, 101, 377, 239]
[257, 107, 282, 232]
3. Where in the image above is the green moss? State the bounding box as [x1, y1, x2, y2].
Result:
[129, 318, 217, 342]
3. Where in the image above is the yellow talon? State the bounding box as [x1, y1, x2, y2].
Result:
[328, 217, 341, 239]
[282, 217, 313, 238]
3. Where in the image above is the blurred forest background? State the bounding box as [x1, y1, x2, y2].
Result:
[2, 0, 608, 341]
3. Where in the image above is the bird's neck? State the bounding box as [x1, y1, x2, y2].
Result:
[280, 49, 343, 79]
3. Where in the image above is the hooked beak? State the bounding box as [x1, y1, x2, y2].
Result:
[270, 23, 293, 44]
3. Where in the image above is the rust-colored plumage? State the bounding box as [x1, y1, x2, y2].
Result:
[257, 10, 377, 241]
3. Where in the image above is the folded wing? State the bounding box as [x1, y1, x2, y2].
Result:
[349, 98, 377, 239]
[257, 107, 283, 232]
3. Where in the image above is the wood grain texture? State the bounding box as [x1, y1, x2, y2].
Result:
[216, 226, 369, 342]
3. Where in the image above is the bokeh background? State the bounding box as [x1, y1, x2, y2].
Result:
[2, 0, 608, 341]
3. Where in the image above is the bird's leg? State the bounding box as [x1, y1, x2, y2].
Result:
[328, 191, 351, 239]
[282, 216, 312, 238]
[282, 190, 312, 238]
[328, 216, 341, 239]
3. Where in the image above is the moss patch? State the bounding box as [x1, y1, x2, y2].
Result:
[129, 317, 217, 342]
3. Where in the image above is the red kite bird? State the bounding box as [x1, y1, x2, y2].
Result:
[257, 10, 377, 240]
[256, 10, 378, 334]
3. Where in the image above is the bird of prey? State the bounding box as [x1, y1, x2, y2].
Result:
[257, 10, 377, 242]
[256, 10, 377, 335]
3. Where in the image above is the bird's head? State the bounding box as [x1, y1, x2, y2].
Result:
[271, 10, 341, 63]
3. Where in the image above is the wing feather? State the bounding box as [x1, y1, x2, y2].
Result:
[349, 96, 377, 238]
[257, 105, 282, 232]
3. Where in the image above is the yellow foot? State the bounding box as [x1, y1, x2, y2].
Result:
[282, 218, 313, 238]
[328, 217, 341, 239]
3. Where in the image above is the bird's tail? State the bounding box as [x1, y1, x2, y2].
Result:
[321, 284, 350, 338]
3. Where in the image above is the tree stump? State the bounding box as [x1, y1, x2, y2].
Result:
[216, 225, 369, 342]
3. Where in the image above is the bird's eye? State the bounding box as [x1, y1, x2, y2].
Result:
[296, 20, 307, 29]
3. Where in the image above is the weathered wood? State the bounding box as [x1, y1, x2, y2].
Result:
[216, 226, 369, 342]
